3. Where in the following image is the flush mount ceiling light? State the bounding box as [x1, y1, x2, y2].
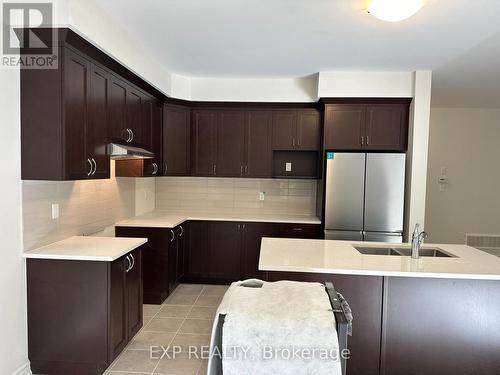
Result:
[367, 0, 424, 22]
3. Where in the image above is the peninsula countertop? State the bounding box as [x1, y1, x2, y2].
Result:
[22, 236, 147, 261]
[115, 211, 321, 228]
[259, 238, 500, 280]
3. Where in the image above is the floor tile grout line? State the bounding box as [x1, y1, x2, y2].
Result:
[151, 285, 204, 375]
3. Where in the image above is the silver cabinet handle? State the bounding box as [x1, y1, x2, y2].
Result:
[152, 162, 158, 175]
[240, 165, 243, 176]
[130, 129, 134, 142]
[130, 253, 135, 270]
[125, 255, 131, 273]
[178, 225, 184, 237]
[245, 165, 248, 175]
[164, 162, 168, 175]
[126, 129, 132, 143]
[213, 164, 216, 175]
[91, 158, 97, 175]
[170, 229, 175, 242]
[86, 158, 92, 176]
[366, 135, 370, 145]
[361, 136, 364, 146]
[297, 138, 300, 147]
[292, 138, 295, 147]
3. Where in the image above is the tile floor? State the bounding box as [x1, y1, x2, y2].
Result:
[105, 284, 228, 375]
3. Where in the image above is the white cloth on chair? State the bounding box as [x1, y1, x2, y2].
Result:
[207, 280, 342, 375]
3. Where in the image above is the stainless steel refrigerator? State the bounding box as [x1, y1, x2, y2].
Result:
[324, 152, 406, 243]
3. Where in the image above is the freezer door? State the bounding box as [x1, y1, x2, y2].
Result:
[364, 232, 403, 243]
[324, 153, 366, 231]
[364, 153, 406, 233]
[324, 230, 364, 241]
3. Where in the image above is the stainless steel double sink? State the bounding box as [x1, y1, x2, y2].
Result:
[354, 245, 456, 258]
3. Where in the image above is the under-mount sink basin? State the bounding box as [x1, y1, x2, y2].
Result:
[354, 246, 402, 256]
[394, 247, 456, 258]
[354, 245, 456, 258]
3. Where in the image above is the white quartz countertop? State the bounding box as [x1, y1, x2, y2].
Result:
[259, 238, 500, 280]
[115, 211, 321, 228]
[22, 236, 147, 261]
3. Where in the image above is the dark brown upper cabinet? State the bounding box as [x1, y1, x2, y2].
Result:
[21, 47, 110, 180]
[323, 100, 410, 152]
[324, 105, 366, 151]
[108, 76, 129, 145]
[191, 109, 273, 178]
[217, 111, 246, 177]
[365, 104, 408, 151]
[245, 111, 273, 177]
[192, 110, 218, 176]
[163, 104, 191, 176]
[272, 110, 321, 151]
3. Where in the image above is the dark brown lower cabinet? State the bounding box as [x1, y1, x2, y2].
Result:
[183, 221, 321, 284]
[27, 247, 143, 375]
[381, 277, 500, 375]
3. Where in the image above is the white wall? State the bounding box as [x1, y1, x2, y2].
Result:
[0, 69, 29, 374]
[425, 108, 500, 244]
[188, 75, 318, 102]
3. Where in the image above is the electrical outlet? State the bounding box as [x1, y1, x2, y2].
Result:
[259, 192, 266, 201]
[51, 203, 59, 220]
[285, 162, 292, 172]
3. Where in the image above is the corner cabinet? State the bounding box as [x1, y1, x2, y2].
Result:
[27, 247, 143, 375]
[323, 100, 410, 152]
[22, 47, 110, 180]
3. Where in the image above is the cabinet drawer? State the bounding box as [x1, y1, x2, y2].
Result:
[273, 223, 321, 239]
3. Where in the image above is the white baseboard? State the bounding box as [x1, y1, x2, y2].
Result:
[12, 362, 31, 375]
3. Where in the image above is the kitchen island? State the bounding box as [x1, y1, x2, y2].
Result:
[259, 238, 500, 375]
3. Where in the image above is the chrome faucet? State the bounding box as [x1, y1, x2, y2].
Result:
[411, 223, 428, 259]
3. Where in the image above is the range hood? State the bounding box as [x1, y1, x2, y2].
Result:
[109, 143, 154, 160]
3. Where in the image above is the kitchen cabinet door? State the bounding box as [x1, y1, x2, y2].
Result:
[208, 222, 242, 280]
[241, 222, 275, 280]
[272, 111, 297, 150]
[163, 104, 190, 176]
[186, 221, 210, 278]
[63, 48, 89, 179]
[168, 228, 178, 294]
[108, 76, 128, 144]
[324, 105, 365, 150]
[88, 63, 110, 179]
[296, 110, 321, 150]
[217, 111, 246, 176]
[177, 223, 188, 281]
[192, 110, 217, 176]
[365, 104, 407, 151]
[245, 111, 272, 177]
[126, 85, 144, 148]
[126, 248, 142, 339]
[150, 102, 163, 175]
[110, 255, 128, 359]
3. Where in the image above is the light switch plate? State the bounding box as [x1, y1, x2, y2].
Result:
[259, 192, 265, 201]
[285, 162, 292, 172]
[51, 203, 59, 220]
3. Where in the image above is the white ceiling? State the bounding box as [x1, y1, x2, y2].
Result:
[97, 0, 500, 107]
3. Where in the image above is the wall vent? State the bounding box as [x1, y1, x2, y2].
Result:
[466, 233, 500, 256]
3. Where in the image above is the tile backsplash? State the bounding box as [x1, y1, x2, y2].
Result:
[22, 162, 140, 250]
[156, 177, 317, 216]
